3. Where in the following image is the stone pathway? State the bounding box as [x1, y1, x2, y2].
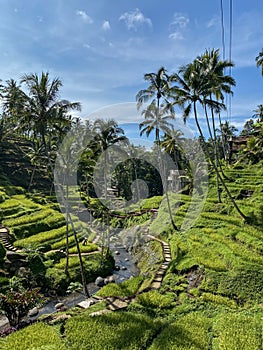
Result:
[86, 227, 172, 316]
[147, 235, 172, 290]
[0, 225, 21, 252]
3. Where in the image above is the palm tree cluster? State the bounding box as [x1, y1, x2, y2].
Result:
[137, 49, 247, 221]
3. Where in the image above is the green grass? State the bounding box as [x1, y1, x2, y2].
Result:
[149, 312, 212, 350]
[0, 322, 66, 350]
[213, 313, 262, 350]
[64, 311, 161, 350]
[96, 275, 144, 298]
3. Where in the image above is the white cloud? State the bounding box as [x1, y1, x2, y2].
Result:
[169, 32, 184, 40]
[76, 10, 93, 24]
[206, 16, 219, 28]
[119, 8, 152, 31]
[171, 13, 189, 29]
[102, 20, 111, 31]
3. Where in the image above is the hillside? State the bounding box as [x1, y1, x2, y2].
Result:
[0, 161, 262, 349]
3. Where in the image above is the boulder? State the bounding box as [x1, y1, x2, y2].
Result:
[28, 307, 38, 317]
[6, 251, 26, 261]
[114, 265, 120, 271]
[121, 266, 127, 270]
[55, 302, 64, 310]
[104, 276, 115, 284]
[95, 276, 105, 287]
[114, 250, 120, 255]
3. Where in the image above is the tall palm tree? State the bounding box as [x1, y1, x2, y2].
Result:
[20, 72, 81, 171]
[256, 49, 263, 76]
[172, 58, 247, 220]
[55, 127, 90, 297]
[91, 119, 127, 257]
[92, 119, 127, 201]
[137, 67, 178, 230]
[138, 101, 177, 230]
[136, 67, 174, 112]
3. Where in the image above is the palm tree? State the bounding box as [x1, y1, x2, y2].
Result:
[136, 67, 174, 112]
[256, 49, 263, 76]
[160, 128, 185, 166]
[172, 57, 247, 220]
[253, 104, 263, 122]
[219, 120, 238, 155]
[55, 127, 90, 297]
[138, 101, 177, 230]
[137, 67, 178, 230]
[92, 119, 127, 201]
[20, 72, 81, 173]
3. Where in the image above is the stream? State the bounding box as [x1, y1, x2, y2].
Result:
[0, 240, 140, 330]
[34, 241, 140, 317]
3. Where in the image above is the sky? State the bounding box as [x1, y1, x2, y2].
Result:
[0, 0, 263, 139]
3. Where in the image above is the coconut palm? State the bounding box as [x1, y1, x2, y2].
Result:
[253, 104, 263, 123]
[92, 119, 128, 200]
[136, 67, 174, 112]
[20, 72, 81, 172]
[256, 49, 263, 76]
[172, 58, 247, 220]
[137, 67, 178, 230]
[160, 128, 184, 166]
[139, 101, 177, 230]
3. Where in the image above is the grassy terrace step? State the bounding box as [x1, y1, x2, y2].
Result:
[3, 208, 56, 227]
[13, 220, 90, 249]
[213, 313, 262, 349]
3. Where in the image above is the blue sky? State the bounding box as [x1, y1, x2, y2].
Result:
[1, 0, 263, 138]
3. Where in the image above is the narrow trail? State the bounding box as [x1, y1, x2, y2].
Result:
[0, 224, 21, 252]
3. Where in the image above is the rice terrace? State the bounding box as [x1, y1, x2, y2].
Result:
[0, 1, 263, 349]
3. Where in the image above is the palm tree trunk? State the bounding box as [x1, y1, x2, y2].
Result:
[28, 164, 36, 192]
[204, 104, 221, 203]
[193, 101, 247, 220]
[65, 178, 69, 274]
[155, 105, 178, 231]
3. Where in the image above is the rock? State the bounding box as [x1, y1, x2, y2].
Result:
[49, 314, 71, 324]
[114, 265, 120, 271]
[125, 258, 129, 262]
[121, 266, 127, 270]
[55, 302, 64, 310]
[114, 250, 120, 255]
[95, 276, 105, 287]
[6, 251, 26, 260]
[105, 276, 115, 284]
[77, 299, 95, 309]
[28, 307, 38, 317]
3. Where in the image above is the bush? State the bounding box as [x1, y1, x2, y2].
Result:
[1, 322, 66, 350]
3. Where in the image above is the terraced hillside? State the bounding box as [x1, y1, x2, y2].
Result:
[0, 189, 110, 294]
[1, 163, 263, 349]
